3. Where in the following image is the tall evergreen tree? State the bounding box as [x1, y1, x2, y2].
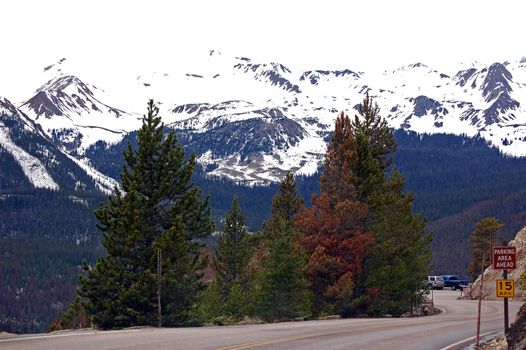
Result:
[256, 172, 311, 321]
[79, 100, 213, 328]
[468, 217, 504, 279]
[211, 197, 252, 320]
[296, 113, 373, 316]
[261, 171, 304, 240]
[366, 171, 431, 316]
[352, 94, 397, 172]
[351, 95, 431, 316]
[257, 219, 312, 321]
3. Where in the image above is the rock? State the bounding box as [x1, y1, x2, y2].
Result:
[317, 315, 342, 320]
[422, 305, 433, 316]
[235, 316, 264, 325]
[464, 226, 526, 301]
[507, 303, 526, 350]
[479, 335, 508, 350]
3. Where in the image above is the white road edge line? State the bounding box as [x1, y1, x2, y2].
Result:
[439, 330, 502, 350]
[0, 329, 146, 343]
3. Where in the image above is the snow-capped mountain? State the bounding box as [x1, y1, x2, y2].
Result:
[19, 59, 142, 154]
[3, 52, 526, 184]
[0, 96, 118, 193]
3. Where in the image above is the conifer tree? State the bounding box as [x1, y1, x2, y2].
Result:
[198, 281, 223, 323]
[366, 170, 431, 316]
[79, 100, 213, 328]
[256, 172, 311, 321]
[351, 95, 431, 316]
[261, 171, 303, 240]
[211, 197, 252, 320]
[320, 112, 361, 204]
[296, 113, 373, 316]
[468, 217, 504, 279]
[352, 94, 397, 172]
[257, 219, 312, 321]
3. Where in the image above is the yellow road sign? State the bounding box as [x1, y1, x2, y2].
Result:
[496, 279, 514, 298]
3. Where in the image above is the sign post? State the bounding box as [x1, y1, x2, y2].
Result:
[493, 246, 516, 333]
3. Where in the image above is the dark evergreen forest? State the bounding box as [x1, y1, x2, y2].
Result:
[1, 130, 526, 333]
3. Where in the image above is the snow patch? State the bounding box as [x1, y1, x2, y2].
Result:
[0, 125, 59, 190]
[65, 155, 119, 194]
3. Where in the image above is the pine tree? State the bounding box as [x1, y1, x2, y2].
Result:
[366, 170, 431, 316]
[198, 281, 224, 323]
[261, 171, 303, 240]
[296, 113, 373, 316]
[256, 172, 311, 321]
[320, 112, 360, 204]
[211, 197, 252, 321]
[352, 130, 385, 204]
[79, 100, 213, 328]
[468, 217, 504, 279]
[351, 95, 431, 316]
[352, 94, 396, 172]
[257, 219, 312, 321]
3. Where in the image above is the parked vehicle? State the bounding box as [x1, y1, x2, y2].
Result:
[428, 275, 444, 289]
[441, 275, 469, 291]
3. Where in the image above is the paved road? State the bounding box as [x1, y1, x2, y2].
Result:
[0, 290, 521, 350]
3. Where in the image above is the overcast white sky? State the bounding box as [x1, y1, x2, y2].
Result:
[1, 0, 525, 87]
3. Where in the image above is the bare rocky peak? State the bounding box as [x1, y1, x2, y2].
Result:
[481, 63, 514, 103]
[22, 75, 124, 119]
[0, 97, 18, 115]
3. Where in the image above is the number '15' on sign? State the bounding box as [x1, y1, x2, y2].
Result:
[496, 279, 514, 298]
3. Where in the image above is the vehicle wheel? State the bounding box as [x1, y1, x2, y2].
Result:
[452, 286, 457, 291]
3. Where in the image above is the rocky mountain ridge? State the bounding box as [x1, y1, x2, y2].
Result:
[0, 96, 117, 193]
[3, 52, 526, 184]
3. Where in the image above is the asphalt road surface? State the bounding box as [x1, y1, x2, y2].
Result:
[0, 290, 521, 350]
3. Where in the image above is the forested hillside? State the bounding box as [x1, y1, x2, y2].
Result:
[197, 131, 526, 278]
[87, 129, 526, 273]
[2, 130, 526, 333]
[0, 107, 110, 333]
[0, 190, 104, 333]
[393, 131, 526, 275]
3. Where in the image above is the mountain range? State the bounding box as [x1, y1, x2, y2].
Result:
[2, 51, 526, 186]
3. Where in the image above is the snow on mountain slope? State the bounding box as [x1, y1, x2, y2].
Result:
[0, 96, 118, 193]
[0, 127, 59, 190]
[172, 103, 325, 182]
[5, 53, 526, 183]
[0, 98, 59, 190]
[19, 59, 142, 154]
[65, 155, 118, 194]
[364, 61, 526, 156]
[133, 53, 305, 117]
[233, 59, 302, 94]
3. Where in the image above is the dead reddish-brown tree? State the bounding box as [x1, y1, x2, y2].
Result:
[295, 112, 373, 315]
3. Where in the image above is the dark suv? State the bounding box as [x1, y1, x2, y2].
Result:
[441, 275, 469, 291]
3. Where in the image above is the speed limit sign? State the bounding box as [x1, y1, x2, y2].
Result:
[496, 279, 515, 298]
